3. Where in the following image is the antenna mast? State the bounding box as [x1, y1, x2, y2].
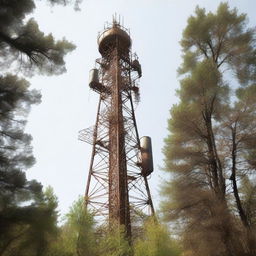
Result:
[79, 19, 154, 239]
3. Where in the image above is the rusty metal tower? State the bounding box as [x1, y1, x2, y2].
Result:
[79, 18, 154, 239]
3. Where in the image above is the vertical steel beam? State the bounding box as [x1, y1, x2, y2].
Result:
[85, 98, 102, 206]
[109, 48, 131, 237]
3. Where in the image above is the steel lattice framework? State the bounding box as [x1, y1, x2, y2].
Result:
[79, 20, 154, 239]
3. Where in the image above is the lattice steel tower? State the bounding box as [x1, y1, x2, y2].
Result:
[79, 19, 154, 239]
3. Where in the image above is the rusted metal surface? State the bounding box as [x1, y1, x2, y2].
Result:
[79, 20, 154, 240]
[140, 136, 154, 177]
[98, 24, 131, 56]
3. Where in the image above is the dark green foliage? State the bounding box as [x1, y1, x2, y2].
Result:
[0, 1, 76, 76]
[0, 0, 78, 255]
[47, 0, 83, 10]
[0, 74, 40, 172]
[0, 74, 45, 255]
[0, 186, 59, 256]
[0, 75, 43, 254]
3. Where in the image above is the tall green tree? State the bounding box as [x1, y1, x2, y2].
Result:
[162, 3, 256, 256]
[0, 0, 80, 255]
[67, 197, 97, 256]
[45, 196, 97, 256]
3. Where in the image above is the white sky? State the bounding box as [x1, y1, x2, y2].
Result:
[26, 0, 255, 216]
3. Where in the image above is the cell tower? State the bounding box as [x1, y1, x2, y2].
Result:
[79, 18, 154, 239]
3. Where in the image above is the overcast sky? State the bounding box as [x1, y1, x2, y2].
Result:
[26, 0, 255, 216]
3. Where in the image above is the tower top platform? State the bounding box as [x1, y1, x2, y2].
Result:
[97, 22, 131, 56]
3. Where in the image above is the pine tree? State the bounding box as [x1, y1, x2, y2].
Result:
[162, 3, 256, 256]
[45, 197, 99, 256]
[0, 186, 59, 256]
[0, 1, 80, 255]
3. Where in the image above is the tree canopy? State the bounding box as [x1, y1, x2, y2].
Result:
[0, 0, 76, 76]
[0, 0, 79, 255]
[162, 3, 256, 256]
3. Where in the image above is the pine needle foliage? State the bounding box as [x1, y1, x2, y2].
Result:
[0, 1, 80, 255]
[134, 218, 181, 256]
[162, 3, 256, 256]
